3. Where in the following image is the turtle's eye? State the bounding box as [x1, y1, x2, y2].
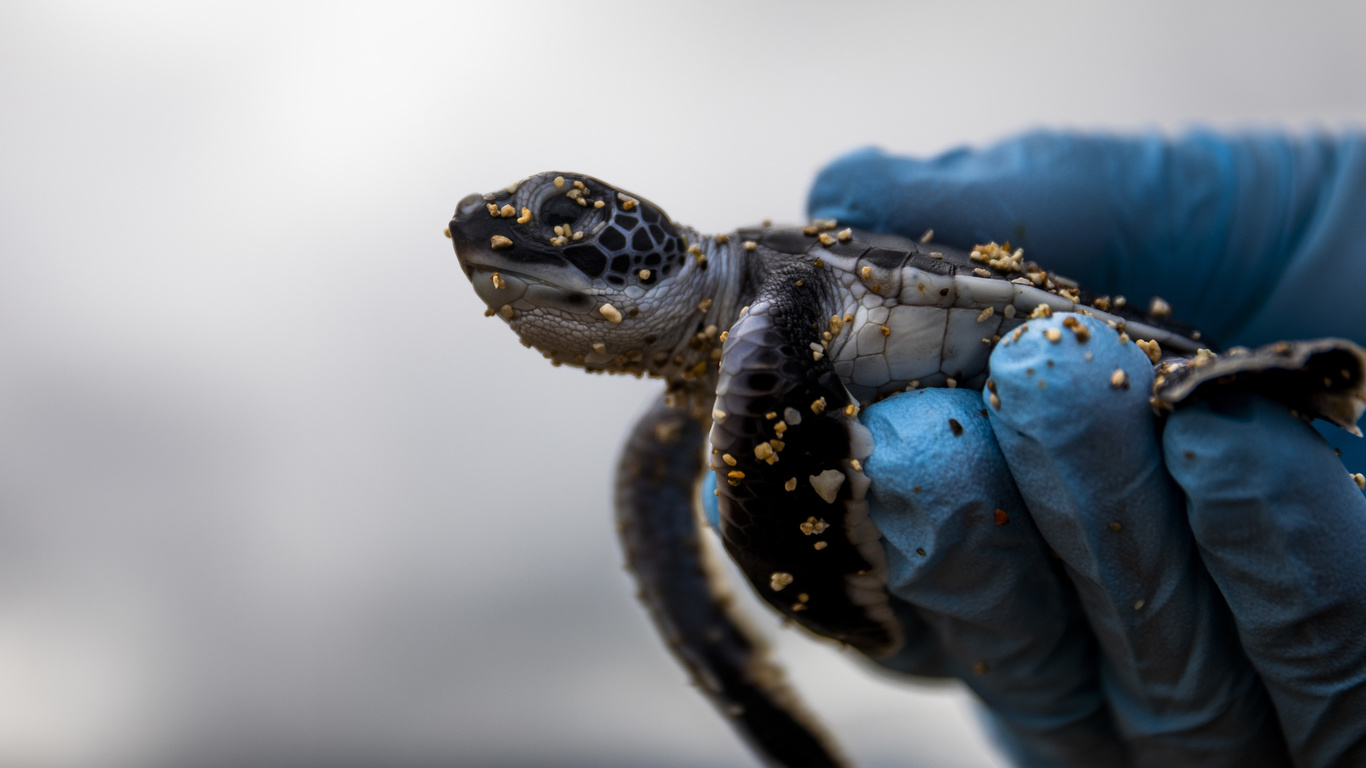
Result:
[540, 195, 584, 231]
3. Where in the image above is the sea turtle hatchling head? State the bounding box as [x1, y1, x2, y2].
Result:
[449, 171, 1366, 768]
[450, 171, 731, 385]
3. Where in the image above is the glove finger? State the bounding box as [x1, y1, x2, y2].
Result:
[987, 313, 1289, 767]
[860, 388, 1124, 766]
[1165, 395, 1366, 767]
[807, 133, 1366, 347]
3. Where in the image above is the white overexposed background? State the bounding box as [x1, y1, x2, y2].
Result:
[2, 2, 1364, 767]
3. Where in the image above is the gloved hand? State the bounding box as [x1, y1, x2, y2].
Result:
[709, 133, 1366, 767]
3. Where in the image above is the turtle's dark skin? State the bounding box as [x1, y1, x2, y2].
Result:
[447, 171, 1366, 768]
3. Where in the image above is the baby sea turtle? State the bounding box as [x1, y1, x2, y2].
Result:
[447, 171, 1366, 768]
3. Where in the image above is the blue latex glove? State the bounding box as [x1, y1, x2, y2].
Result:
[707, 133, 1366, 767]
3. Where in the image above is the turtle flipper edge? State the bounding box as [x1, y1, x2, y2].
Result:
[1153, 338, 1366, 436]
[615, 396, 849, 768]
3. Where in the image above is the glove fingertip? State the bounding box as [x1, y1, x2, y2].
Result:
[987, 313, 1155, 445]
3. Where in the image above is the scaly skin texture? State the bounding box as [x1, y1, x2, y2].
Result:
[448, 170, 1366, 768]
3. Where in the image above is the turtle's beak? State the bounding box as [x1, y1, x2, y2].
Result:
[449, 192, 489, 279]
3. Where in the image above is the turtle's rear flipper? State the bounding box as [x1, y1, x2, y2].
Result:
[1153, 338, 1366, 436]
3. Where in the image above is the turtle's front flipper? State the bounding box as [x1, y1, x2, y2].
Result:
[1152, 338, 1366, 435]
[615, 396, 848, 768]
[710, 274, 903, 659]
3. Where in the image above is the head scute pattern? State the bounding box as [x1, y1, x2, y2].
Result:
[449, 172, 730, 386]
[596, 188, 687, 287]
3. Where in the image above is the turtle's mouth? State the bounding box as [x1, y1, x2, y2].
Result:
[465, 263, 600, 321]
[450, 187, 604, 334]
[465, 264, 530, 308]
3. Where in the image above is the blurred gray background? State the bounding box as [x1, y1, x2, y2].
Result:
[2, 2, 1364, 766]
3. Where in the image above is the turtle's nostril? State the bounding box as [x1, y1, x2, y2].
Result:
[454, 193, 486, 219]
